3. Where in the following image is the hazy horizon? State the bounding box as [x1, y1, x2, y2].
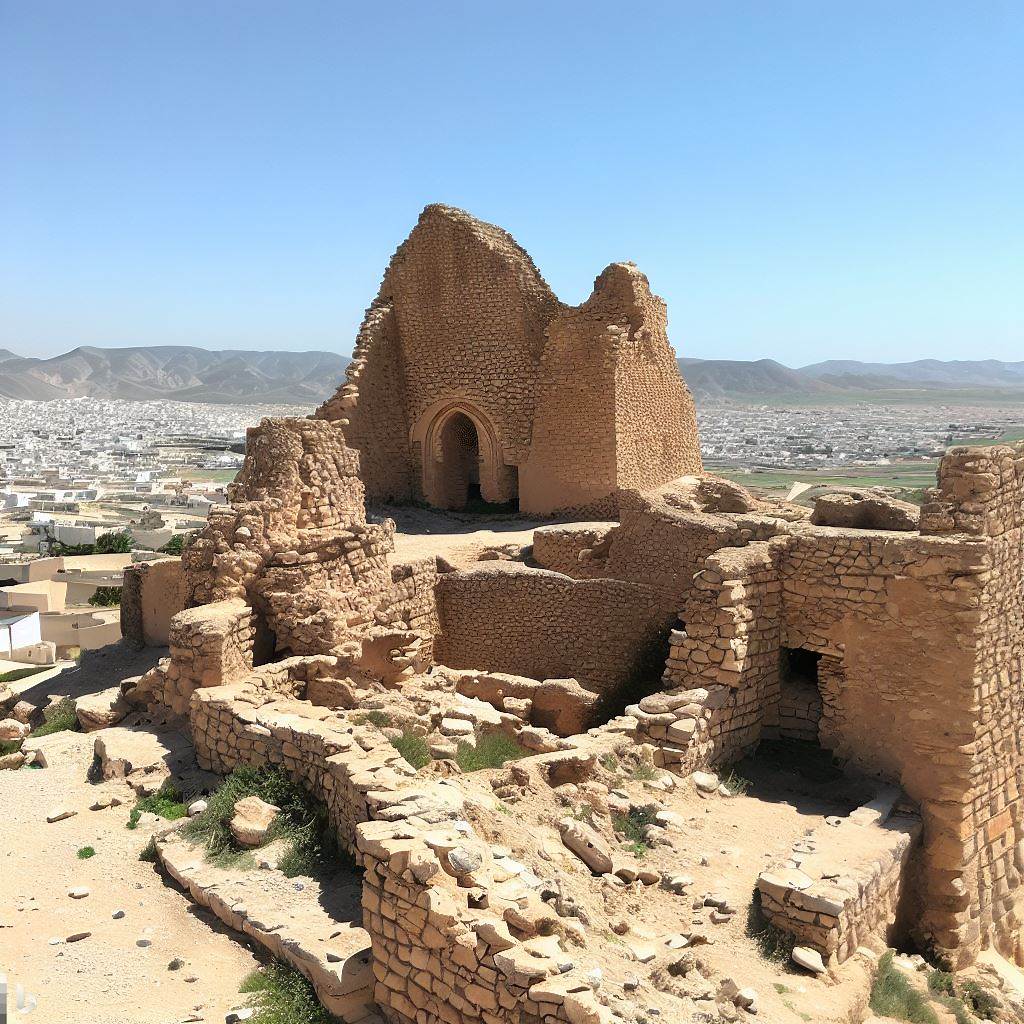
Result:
[3, 2, 1021, 364]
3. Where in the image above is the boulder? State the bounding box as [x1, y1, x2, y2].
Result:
[791, 945, 827, 974]
[229, 796, 280, 848]
[75, 687, 129, 732]
[0, 718, 29, 741]
[558, 818, 614, 875]
[811, 490, 919, 531]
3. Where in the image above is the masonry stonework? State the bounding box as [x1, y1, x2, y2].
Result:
[113, 207, 1024, 1021]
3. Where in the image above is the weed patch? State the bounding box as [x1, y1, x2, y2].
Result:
[720, 768, 751, 797]
[77, 846, 96, 859]
[745, 888, 796, 963]
[352, 710, 391, 729]
[182, 766, 345, 878]
[612, 806, 658, 858]
[869, 952, 939, 1024]
[239, 962, 340, 1023]
[455, 733, 526, 772]
[31, 699, 80, 738]
[127, 782, 187, 828]
[390, 731, 431, 770]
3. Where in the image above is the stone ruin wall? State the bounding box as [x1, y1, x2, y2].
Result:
[315, 205, 702, 516]
[317, 302, 413, 503]
[757, 790, 922, 964]
[923, 446, 1024, 964]
[120, 556, 188, 649]
[627, 453, 1024, 967]
[433, 565, 674, 701]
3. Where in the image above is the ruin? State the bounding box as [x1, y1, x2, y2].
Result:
[314, 204, 702, 515]
[72, 207, 1024, 1020]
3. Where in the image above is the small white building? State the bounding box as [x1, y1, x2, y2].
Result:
[0, 610, 42, 656]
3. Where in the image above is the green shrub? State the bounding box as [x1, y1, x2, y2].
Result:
[94, 530, 133, 554]
[352, 710, 391, 729]
[32, 699, 80, 738]
[960, 979, 998, 1019]
[745, 888, 796, 963]
[239, 962, 339, 1023]
[455, 733, 526, 772]
[720, 768, 752, 797]
[182, 765, 343, 878]
[612, 806, 659, 858]
[629, 756, 657, 782]
[88, 586, 121, 607]
[77, 846, 96, 859]
[869, 952, 939, 1024]
[130, 782, 188, 824]
[390, 731, 431, 770]
[160, 532, 197, 555]
[0, 739, 22, 756]
[139, 836, 158, 862]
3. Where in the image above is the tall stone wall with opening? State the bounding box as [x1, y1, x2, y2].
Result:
[315, 205, 704, 515]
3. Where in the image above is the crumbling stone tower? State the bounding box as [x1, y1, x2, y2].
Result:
[316, 204, 701, 515]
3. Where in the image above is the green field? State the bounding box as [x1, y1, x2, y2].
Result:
[185, 468, 239, 484]
[946, 427, 1024, 447]
[709, 461, 940, 500]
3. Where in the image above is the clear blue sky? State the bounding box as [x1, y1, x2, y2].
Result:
[2, 1, 1021, 365]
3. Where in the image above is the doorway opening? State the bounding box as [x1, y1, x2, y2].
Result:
[778, 647, 823, 744]
[437, 412, 481, 510]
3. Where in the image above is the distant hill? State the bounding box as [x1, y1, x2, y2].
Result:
[0, 346, 349, 403]
[680, 357, 1024, 404]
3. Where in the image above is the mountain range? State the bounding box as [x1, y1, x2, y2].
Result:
[0, 346, 348, 403]
[680, 357, 1024, 403]
[0, 346, 1022, 405]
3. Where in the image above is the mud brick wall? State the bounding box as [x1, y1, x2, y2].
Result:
[606, 499, 758, 606]
[609, 266, 702, 490]
[434, 565, 675, 696]
[190, 679, 417, 855]
[531, 523, 617, 579]
[317, 303, 414, 503]
[149, 600, 257, 715]
[120, 557, 187, 649]
[379, 557, 440, 636]
[315, 205, 704, 516]
[758, 796, 922, 965]
[643, 540, 783, 768]
[357, 819, 609, 1024]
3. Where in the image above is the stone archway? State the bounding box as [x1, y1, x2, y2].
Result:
[413, 401, 517, 511]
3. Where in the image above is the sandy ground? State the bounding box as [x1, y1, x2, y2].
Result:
[0, 731, 260, 1024]
[383, 505, 545, 567]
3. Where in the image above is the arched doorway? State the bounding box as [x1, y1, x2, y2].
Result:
[437, 411, 481, 509]
[413, 400, 518, 511]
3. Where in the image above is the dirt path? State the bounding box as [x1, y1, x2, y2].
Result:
[0, 731, 259, 1024]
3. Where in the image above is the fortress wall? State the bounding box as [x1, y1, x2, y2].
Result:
[381, 206, 562, 467]
[434, 565, 675, 697]
[190, 679, 418, 857]
[927, 446, 1024, 962]
[358, 819, 605, 1024]
[531, 522, 618, 578]
[120, 557, 187, 649]
[519, 311, 619, 514]
[642, 516, 994, 962]
[317, 303, 414, 503]
[609, 274, 702, 489]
